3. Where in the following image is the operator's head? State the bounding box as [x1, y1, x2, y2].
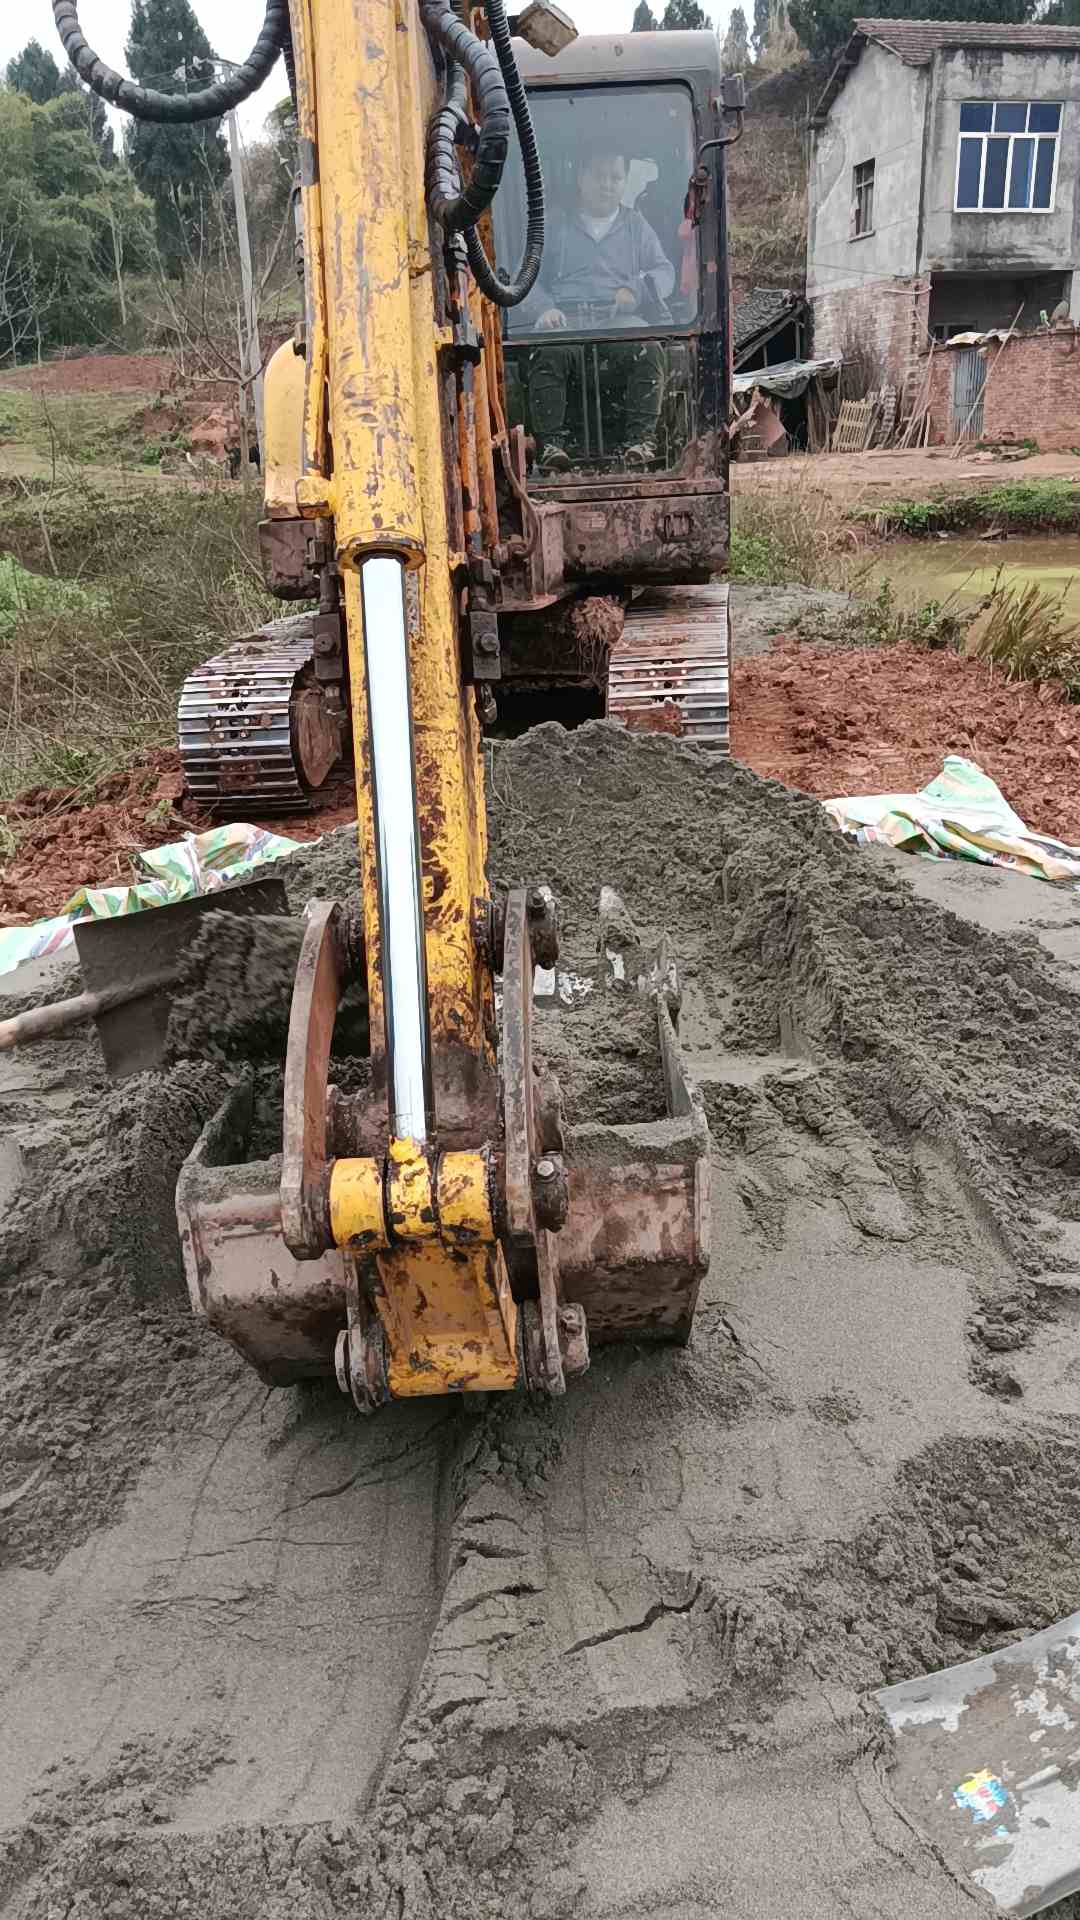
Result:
[577, 147, 627, 218]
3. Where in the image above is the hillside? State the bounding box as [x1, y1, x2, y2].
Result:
[727, 57, 829, 303]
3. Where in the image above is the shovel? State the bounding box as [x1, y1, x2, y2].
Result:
[877, 1611, 1080, 1915]
[0, 875, 289, 1078]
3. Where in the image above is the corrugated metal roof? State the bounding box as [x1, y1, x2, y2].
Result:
[814, 17, 1080, 122]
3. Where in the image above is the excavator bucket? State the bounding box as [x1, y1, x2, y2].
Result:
[877, 1612, 1080, 1915]
[176, 883, 710, 1400]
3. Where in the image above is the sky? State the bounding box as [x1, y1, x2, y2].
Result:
[1, 0, 736, 145]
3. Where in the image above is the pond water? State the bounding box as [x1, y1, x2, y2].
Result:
[864, 534, 1080, 617]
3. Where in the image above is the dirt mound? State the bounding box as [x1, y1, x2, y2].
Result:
[4, 722, 1080, 1916]
[0, 354, 176, 397]
[734, 634, 1080, 843]
[0, 755, 355, 923]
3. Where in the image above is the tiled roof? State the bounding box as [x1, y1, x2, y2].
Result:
[814, 17, 1080, 120]
[855, 16, 1080, 61]
[734, 287, 802, 353]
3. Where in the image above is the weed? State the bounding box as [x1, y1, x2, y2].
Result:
[0, 552, 102, 632]
[730, 528, 787, 583]
[0, 479, 279, 800]
[965, 575, 1080, 694]
[733, 478, 863, 591]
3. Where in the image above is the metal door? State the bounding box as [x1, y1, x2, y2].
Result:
[951, 347, 986, 440]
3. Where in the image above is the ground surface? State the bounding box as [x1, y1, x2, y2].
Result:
[3, 725, 1080, 1917]
[0, 354, 176, 398]
[2, 582, 1077, 925]
[734, 633, 1080, 844]
[735, 446, 1080, 509]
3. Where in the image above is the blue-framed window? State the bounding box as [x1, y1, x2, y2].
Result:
[955, 101, 1061, 211]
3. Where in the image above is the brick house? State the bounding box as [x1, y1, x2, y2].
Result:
[807, 18, 1080, 406]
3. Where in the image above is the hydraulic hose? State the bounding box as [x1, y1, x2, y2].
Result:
[422, 0, 543, 306]
[465, 0, 544, 307]
[422, 0, 512, 234]
[51, 0, 289, 123]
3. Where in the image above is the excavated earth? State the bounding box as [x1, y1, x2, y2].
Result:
[4, 720, 1080, 1918]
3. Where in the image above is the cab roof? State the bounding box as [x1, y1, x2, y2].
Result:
[512, 29, 723, 92]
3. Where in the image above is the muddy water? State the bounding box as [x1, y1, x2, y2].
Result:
[866, 530, 1080, 613]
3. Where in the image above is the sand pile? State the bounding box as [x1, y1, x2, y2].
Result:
[3, 722, 1080, 1918]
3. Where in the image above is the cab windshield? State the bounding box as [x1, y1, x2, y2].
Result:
[496, 84, 700, 477]
[496, 84, 698, 340]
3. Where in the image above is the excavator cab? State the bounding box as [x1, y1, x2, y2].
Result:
[492, 33, 736, 749]
[498, 32, 730, 506]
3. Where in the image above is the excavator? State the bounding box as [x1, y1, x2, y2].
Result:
[51, 0, 734, 1403]
[172, 13, 738, 809]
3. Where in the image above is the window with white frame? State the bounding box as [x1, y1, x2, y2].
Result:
[955, 101, 1061, 212]
[852, 157, 875, 236]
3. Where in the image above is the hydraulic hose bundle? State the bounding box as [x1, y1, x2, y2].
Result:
[51, 0, 543, 304]
[51, 0, 290, 122]
[421, 0, 544, 306]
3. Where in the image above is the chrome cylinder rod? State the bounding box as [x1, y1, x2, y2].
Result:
[359, 555, 433, 1144]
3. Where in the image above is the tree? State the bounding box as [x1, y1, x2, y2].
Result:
[660, 0, 711, 23]
[0, 88, 151, 361]
[722, 5, 750, 66]
[632, 0, 659, 24]
[752, 0, 771, 52]
[789, 0, 1033, 58]
[58, 69, 116, 165]
[6, 40, 62, 104]
[124, 0, 228, 276]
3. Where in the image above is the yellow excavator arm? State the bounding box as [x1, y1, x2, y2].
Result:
[53, 0, 710, 1408]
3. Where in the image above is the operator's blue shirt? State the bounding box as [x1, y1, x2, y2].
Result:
[518, 204, 675, 330]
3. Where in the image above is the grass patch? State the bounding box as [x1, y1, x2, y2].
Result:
[732, 479, 861, 590]
[0, 552, 103, 633]
[965, 574, 1080, 696]
[0, 477, 276, 801]
[863, 478, 1080, 538]
[0, 388, 157, 470]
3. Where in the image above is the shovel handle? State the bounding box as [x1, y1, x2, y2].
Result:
[0, 969, 177, 1051]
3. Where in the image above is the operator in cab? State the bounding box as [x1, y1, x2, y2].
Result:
[518, 142, 675, 471]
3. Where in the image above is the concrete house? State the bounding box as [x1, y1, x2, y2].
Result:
[807, 17, 1080, 401]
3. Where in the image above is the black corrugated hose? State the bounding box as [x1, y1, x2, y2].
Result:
[53, 0, 541, 306]
[51, 0, 289, 122]
[422, 2, 512, 233]
[422, 0, 544, 307]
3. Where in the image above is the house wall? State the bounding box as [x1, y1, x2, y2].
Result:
[925, 328, 1080, 446]
[920, 48, 1080, 278]
[808, 43, 927, 297]
[807, 43, 928, 385]
[811, 276, 929, 390]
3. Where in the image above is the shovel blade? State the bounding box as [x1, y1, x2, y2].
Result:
[878, 1612, 1080, 1915]
[72, 875, 289, 1078]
